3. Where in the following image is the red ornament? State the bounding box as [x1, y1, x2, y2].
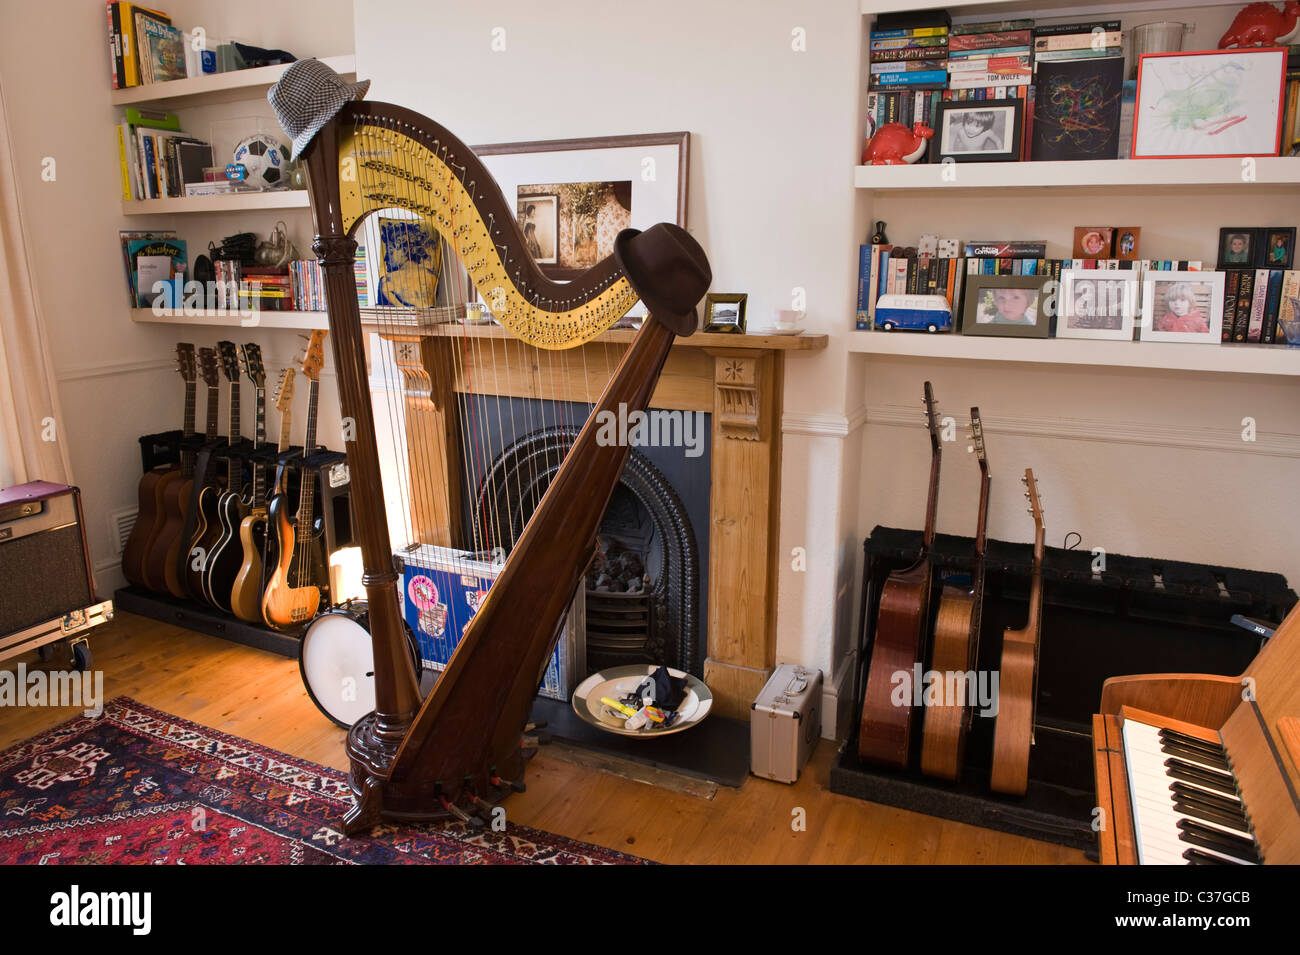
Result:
[862, 122, 934, 166]
[1218, 1, 1300, 48]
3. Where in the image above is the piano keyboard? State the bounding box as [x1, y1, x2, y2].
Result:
[1121, 718, 1264, 865]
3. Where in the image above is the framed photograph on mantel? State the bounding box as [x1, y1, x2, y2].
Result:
[1140, 271, 1226, 344]
[1132, 48, 1287, 159]
[960, 275, 1053, 338]
[933, 99, 1025, 163]
[1058, 269, 1138, 340]
[475, 132, 689, 306]
[703, 293, 747, 333]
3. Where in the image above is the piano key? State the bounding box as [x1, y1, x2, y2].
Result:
[1170, 781, 1246, 814]
[1163, 760, 1237, 796]
[1177, 820, 1263, 864]
[1160, 740, 1231, 773]
[1183, 847, 1244, 865]
[1163, 755, 1234, 783]
[1173, 799, 1252, 835]
[1159, 728, 1226, 756]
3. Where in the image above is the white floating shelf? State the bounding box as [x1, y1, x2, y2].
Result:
[855, 157, 1300, 194]
[121, 191, 310, 215]
[130, 308, 328, 330]
[847, 331, 1300, 377]
[110, 55, 356, 110]
[863, 0, 1243, 18]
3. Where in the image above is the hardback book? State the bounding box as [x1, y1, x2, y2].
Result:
[1033, 20, 1121, 36]
[1034, 31, 1122, 52]
[127, 237, 186, 308]
[856, 245, 872, 330]
[1247, 269, 1270, 341]
[871, 35, 949, 50]
[1031, 57, 1124, 161]
[964, 240, 1048, 258]
[107, 2, 125, 89]
[1232, 270, 1256, 342]
[871, 59, 949, 74]
[871, 46, 949, 62]
[1262, 268, 1285, 343]
[140, 16, 186, 83]
[118, 4, 170, 87]
[951, 19, 1034, 35]
[118, 230, 176, 304]
[1276, 271, 1300, 343]
[949, 31, 1032, 52]
[1222, 270, 1242, 341]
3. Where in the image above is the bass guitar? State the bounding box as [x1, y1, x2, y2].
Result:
[123, 343, 192, 589]
[231, 362, 292, 622]
[262, 330, 330, 631]
[148, 346, 218, 597]
[920, 407, 990, 781]
[206, 343, 264, 612]
[990, 468, 1045, 797]
[858, 381, 942, 769]
[187, 341, 240, 603]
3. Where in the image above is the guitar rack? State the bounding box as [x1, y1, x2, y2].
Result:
[831, 526, 1296, 852]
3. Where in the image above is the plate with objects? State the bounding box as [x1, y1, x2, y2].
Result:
[572, 665, 712, 737]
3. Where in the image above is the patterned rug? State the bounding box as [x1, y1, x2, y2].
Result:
[0, 697, 648, 865]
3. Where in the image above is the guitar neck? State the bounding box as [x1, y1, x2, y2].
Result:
[922, 441, 941, 551]
[252, 387, 267, 508]
[226, 381, 241, 486]
[204, 385, 219, 440]
[182, 381, 196, 437]
[295, 379, 321, 542]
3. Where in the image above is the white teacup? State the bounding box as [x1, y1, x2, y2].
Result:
[773, 308, 804, 330]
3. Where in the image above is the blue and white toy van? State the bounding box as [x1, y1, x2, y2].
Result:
[874, 294, 953, 333]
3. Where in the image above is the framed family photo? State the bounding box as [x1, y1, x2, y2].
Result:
[1218, 228, 1258, 268]
[961, 275, 1052, 338]
[933, 99, 1024, 163]
[1260, 227, 1296, 269]
[1058, 269, 1139, 340]
[1140, 272, 1225, 343]
[1133, 48, 1287, 159]
[703, 293, 747, 333]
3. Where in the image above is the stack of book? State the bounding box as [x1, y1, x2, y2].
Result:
[946, 19, 1034, 98]
[290, 260, 327, 312]
[240, 268, 293, 312]
[1032, 20, 1121, 65]
[117, 107, 212, 201]
[106, 3, 186, 88]
[118, 230, 181, 306]
[1030, 21, 1125, 161]
[1224, 269, 1300, 344]
[866, 11, 950, 137]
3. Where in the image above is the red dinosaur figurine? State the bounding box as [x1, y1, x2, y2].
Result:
[1219, 1, 1300, 48]
[862, 122, 934, 165]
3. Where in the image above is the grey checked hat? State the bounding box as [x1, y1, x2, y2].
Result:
[268, 59, 371, 160]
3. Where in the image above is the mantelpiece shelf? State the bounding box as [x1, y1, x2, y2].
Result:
[863, 0, 1250, 18]
[847, 331, 1300, 376]
[130, 308, 328, 330]
[854, 157, 1300, 194]
[110, 54, 356, 110]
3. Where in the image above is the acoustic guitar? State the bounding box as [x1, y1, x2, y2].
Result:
[920, 407, 990, 781]
[858, 381, 942, 769]
[990, 468, 1045, 797]
[187, 341, 240, 603]
[123, 344, 193, 589]
[206, 343, 265, 612]
[148, 346, 219, 597]
[231, 365, 293, 623]
[262, 330, 330, 631]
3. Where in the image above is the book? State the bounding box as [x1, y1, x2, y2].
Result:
[951, 20, 1034, 36]
[1262, 268, 1285, 343]
[1276, 271, 1300, 344]
[126, 237, 186, 307]
[1247, 269, 1270, 341]
[118, 230, 176, 304]
[1031, 57, 1124, 161]
[869, 27, 949, 40]
[948, 45, 1033, 61]
[950, 54, 1033, 73]
[1033, 47, 1122, 63]
[871, 47, 949, 62]
[1033, 20, 1121, 36]
[175, 141, 213, 188]
[965, 240, 1048, 258]
[870, 71, 948, 90]
[118, 4, 170, 87]
[949, 31, 1032, 52]
[139, 16, 186, 83]
[1034, 31, 1122, 52]
[948, 70, 1032, 89]
[871, 35, 949, 51]
[1232, 270, 1256, 341]
[856, 244, 872, 330]
[1222, 270, 1241, 341]
[871, 59, 949, 74]
[107, 2, 125, 89]
[124, 107, 180, 130]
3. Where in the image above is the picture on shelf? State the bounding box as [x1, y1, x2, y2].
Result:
[1218, 228, 1258, 268]
[1031, 57, 1125, 162]
[373, 216, 442, 309]
[517, 193, 559, 265]
[933, 99, 1024, 162]
[1073, 226, 1115, 259]
[1260, 227, 1296, 269]
[1116, 227, 1141, 261]
[1132, 48, 1288, 159]
[703, 293, 748, 333]
[961, 275, 1052, 338]
[1140, 272, 1226, 344]
[1058, 269, 1138, 340]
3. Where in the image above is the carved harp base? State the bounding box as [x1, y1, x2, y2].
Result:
[342, 714, 533, 835]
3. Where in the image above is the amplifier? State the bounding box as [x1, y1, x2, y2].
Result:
[0, 482, 109, 661]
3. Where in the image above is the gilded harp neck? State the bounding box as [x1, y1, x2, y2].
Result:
[333, 100, 637, 349]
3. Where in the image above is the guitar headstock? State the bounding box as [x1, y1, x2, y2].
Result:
[175, 343, 196, 383]
[240, 343, 266, 390]
[198, 347, 219, 389]
[1022, 468, 1044, 562]
[217, 340, 240, 383]
[923, 381, 939, 455]
[300, 330, 328, 382]
[969, 407, 987, 474]
[273, 367, 296, 412]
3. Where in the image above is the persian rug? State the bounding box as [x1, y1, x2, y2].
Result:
[0, 697, 647, 865]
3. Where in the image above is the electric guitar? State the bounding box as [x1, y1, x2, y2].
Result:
[262, 330, 330, 631]
[990, 469, 1045, 797]
[920, 407, 990, 781]
[149, 346, 218, 598]
[858, 381, 942, 769]
[231, 363, 292, 622]
[186, 341, 240, 603]
[206, 343, 265, 612]
[124, 343, 192, 589]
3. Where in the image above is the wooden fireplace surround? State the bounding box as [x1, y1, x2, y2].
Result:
[363, 316, 827, 720]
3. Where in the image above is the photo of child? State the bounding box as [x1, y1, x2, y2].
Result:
[1218, 229, 1255, 266]
[1155, 282, 1210, 334]
[977, 286, 1038, 324]
[1264, 229, 1294, 268]
[945, 109, 1005, 153]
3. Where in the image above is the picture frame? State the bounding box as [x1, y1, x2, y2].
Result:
[703, 293, 748, 334]
[516, 193, 559, 265]
[1258, 227, 1296, 269]
[1133, 48, 1287, 159]
[1058, 269, 1139, 340]
[960, 275, 1053, 338]
[1073, 226, 1115, 259]
[474, 132, 689, 309]
[1217, 228, 1259, 269]
[1115, 227, 1141, 261]
[933, 99, 1025, 162]
[1139, 271, 1226, 344]
[369, 215, 443, 309]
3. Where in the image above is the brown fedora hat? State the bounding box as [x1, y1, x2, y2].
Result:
[613, 224, 711, 337]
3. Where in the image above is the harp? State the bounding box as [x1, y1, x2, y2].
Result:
[271, 60, 710, 832]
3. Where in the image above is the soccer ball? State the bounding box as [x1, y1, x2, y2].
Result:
[231, 134, 289, 188]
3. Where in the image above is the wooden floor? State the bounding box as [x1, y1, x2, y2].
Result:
[0, 612, 1088, 865]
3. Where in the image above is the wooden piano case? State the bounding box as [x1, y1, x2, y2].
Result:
[830, 526, 1296, 851]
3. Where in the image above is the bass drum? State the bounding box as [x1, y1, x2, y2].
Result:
[299, 601, 423, 729]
